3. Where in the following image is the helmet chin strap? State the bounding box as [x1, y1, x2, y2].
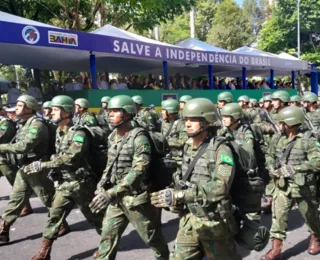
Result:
[51, 110, 71, 124]
[110, 110, 131, 128]
[187, 119, 207, 137]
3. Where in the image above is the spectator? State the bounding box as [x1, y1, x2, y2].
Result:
[197, 79, 203, 89]
[142, 78, 152, 90]
[73, 76, 84, 91]
[202, 80, 210, 90]
[213, 78, 218, 90]
[117, 78, 128, 90]
[7, 81, 21, 105]
[127, 76, 133, 89]
[28, 81, 43, 102]
[170, 76, 178, 90]
[177, 76, 186, 89]
[275, 81, 280, 89]
[184, 76, 192, 89]
[132, 76, 142, 89]
[261, 79, 270, 90]
[100, 74, 109, 89]
[191, 79, 197, 89]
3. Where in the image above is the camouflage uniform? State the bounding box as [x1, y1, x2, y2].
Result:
[0, 115, 54, 226]
[161, 118, 188, 165]
[135, 108, 159, 132]
[94, 95, 169, 260]
[0, 117, 17, 185]
[74, 111, 98, 126]
[38, 122, 103, 240]
[306, 110, 320, 130]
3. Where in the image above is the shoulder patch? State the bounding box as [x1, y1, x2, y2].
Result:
[0, 125, 8, 131]
[316, 141, 320, 150]
[221, 153, 234, 166]
[247, 132, 254, 139]
[142, 144, 151, 153]
[74, 135, 85, 143]
[87, 119, 94, 125]
[29, 128, 39, 134]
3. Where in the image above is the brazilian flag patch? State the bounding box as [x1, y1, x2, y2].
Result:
[221, 154, 234, 166]
[0, 125, 8, 131]
[74, 135, 85, 143]
[88, 120, 94, 125]
[142, 145, 151, 153]
[316, 141, 320, 149]
[29, 128, 39, 134]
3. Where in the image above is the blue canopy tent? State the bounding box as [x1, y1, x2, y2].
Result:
[0, 11, 313, 92]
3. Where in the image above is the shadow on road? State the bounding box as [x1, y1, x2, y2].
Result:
[280, 237, 309, 260]
[66, 248, 96, 260]
[0, 232, 42, 247]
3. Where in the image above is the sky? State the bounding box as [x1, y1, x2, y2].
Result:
[236, 0, 243, 6]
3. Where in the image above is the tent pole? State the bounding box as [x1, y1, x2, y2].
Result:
[163, 61, 169, 89]
[291, 71, 295, 89]
[311, 65, 318, 95]
[242, 67, 247, 89]
[270, 69, 274, 89]
[208, 65, 213, 90]
[90, 53, 97, 89]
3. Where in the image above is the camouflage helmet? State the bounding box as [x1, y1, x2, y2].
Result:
[263, 95, 272, 102]
[217, 92, 233, 103]
[42, 101, 52, 109]
[179, 95, 192, 103]
[259, 98, 264, 103]
[162, 99, 179, 113]
[221, 103, 243, 120]
[132, 95, 143, 105]
[101, 96, 111, 103]
[301, 92, 318, 103]
[278, 106, 304, 126]
[17, 95, 38, 111]
[51, 95, 75, 113]
[249, 98, 258, 106]
[183, 98, 217, 123]
[271, 90, 290, 103]
[290, 95, 301, 103]
[75, 98, 89, 109]
[238, 95, 250, 103]
[108, 95, 137, 115]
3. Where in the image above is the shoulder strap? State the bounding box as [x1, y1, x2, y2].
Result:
[280, 138, 298, 165]
[164, 121, 175, 137]
[177, 141, 209, 190]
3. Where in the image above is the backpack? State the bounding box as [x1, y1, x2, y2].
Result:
[128, 128, 177, 192]
[209, 136, 264, 214]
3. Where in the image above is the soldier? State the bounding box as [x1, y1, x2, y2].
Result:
[263, 95, 273, 113]
[42, 101, 52, 120]
[261, 106, 320, 260]
[24, 95, 103, 260]
[161, 99, 188, 165]
[216, 92, 233, 124]
[259, 98, 264, 109]
[151, 98, 241, 260]
[179, 95, 192, 111]
[289, 95, 301, 107]
[301, 92, 320, 130]
[238, 95, 252, 123]
[0, 95, 68, 244]
[132, 95, 159, 132]
[89, 95, 169, 260]
[99, 96, 111, 120]
[74, 98, 98, 126]
[262, 91, 290, 212]
[248, 98, 262, 122]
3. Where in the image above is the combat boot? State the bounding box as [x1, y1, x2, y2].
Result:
[260, 239, 283, 260]
[308, 234, 320, 255]
[93, 249, 99, 259]
[19, 200, 33, 217]
[31, 238, 53, 260]
[0, 220, 10, 244]
[58, 220, 70, 237]
[262, 196, 272, 214]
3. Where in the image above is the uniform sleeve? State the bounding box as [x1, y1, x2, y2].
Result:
[110, 134, 151, 198]
[85, 115, 98, 126]
[265, 134, 278, 171]
[168, 122, 188, 149]
[245, 129, 255, 147]
[42, 130, 89, 169]
[0, 120, 15, 143]
[293, 137, 320, 174]
[0, 120, 46, 154]
[184, 144, 235, 205]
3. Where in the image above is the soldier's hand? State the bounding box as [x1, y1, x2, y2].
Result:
[24, 161, 42, 175]
[150, 189, 184, 208]
[280, 165, 295, 178]
[89, 191, 113, 214]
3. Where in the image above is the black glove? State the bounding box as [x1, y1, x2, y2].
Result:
[150, 189, 184, 208]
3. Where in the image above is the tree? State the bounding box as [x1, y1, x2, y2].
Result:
[257, 0, 320, 64]
[159, 14, 190, 44]
[0, 0, 195, 32]
[242, 0, 265, 38]
[206, 0, 253, 50]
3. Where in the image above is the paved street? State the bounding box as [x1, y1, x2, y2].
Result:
[0, 177, 318, 260]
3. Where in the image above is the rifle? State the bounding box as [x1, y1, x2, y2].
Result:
[263, 110, 281, 134]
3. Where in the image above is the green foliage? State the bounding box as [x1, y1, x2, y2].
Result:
[206, 0, 254, 50]
[258, 0, 320, 63]
[159, 15, 190, 44]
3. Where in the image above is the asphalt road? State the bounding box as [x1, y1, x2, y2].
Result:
[0, 177, 318, 260]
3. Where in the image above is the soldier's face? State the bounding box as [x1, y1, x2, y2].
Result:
[272, 99, 281, 109]
[259, 103, 264, 108]
[51, 107, 63, 121]
[185, 117, 202, 135]
[15, 102, 25, 116]
[43, 108, 51, 116]
[179, 102, 185, 110]
[75, 105, 81, 115]
[222, 116, 234, 127]
[238, 101, 244, 108]
[109, 109, 123, 125]
[101, 102, 107, 109]
[7, 112, 16, 120]
[161, 109, 167, 120]
[217, 101, 226, 109]
[302, 101, 309, 109]
[264, 101, 271, 109]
